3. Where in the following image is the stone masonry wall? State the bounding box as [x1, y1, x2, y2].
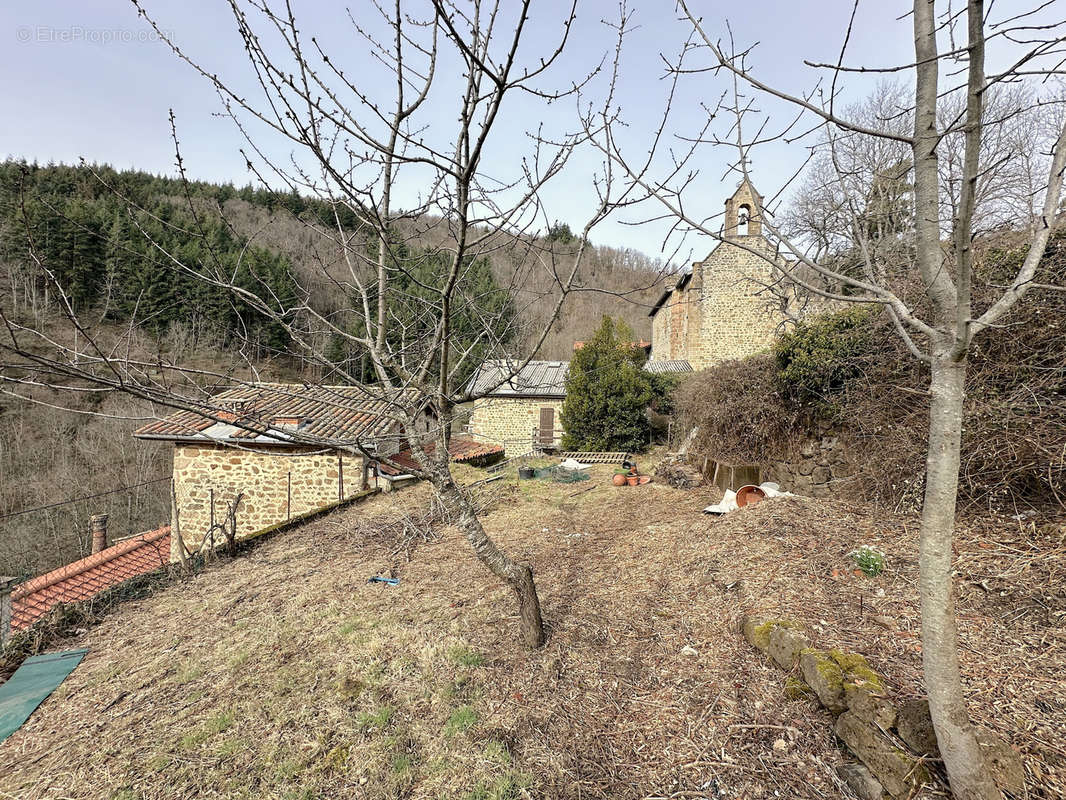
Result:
[649, 236, 790, 371]
[765, 431, 852, 497]
[651, 279, 695, 363]
[469, 397, 565, 454]
[171, 443, 367, 559]
[687, 235, 786, 370]
[651, 301, 672, 361]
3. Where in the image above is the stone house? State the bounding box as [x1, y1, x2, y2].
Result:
[648, 179, 791, 371]
[466, 354, 694, 455]
[134, 383, 418, 559]
[467, 360, 568, 454]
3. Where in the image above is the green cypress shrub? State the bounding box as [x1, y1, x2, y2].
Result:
[561, 316, 652, 452]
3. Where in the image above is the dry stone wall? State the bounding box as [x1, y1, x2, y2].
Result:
[741, 617, 1025, 799]
[698, 427, 852, 498]
[469, 397, 564, 454]
[171, 443, 367, 559]
[766, 431, 852, 497]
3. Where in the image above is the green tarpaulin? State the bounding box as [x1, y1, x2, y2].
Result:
[0, 649, 88, 744]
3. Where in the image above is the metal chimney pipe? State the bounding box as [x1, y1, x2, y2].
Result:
[90, 513, 109, 554]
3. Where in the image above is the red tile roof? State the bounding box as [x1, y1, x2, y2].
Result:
[133, 383, 416, 446]
[9, 526, 171, 633]
[377, 438, 505, 476]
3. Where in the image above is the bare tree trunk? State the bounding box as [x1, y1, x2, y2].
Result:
[920, 354, 1000, 800]
[431, 468, 545, 648]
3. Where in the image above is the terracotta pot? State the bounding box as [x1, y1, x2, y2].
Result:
[735, 484, 767, 507]
[612, 473, 627, 486]
[626, 475, 639, 486]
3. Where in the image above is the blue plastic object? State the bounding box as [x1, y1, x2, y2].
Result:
[367, 576, 399, 586]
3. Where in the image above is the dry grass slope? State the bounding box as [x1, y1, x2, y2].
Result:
[0, 463, 1062, 799]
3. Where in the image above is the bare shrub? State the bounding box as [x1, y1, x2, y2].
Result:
[675, 232, 1066, 513]
[674, 353, 807, 466]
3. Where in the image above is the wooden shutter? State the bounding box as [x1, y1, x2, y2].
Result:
[538, 407, 555, 445]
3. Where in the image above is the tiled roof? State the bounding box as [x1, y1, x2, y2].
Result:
[644, 359, 694, 374]
[467, 360, 569, 398]
[377, 438, 505, 476]
[10, 527, 171, 633]
[134, 383, 416, 447]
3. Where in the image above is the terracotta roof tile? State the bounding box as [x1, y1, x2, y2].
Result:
[133, 383, 417, 446]
[9, 527, 171, 633]
[377, 438, 504, 476]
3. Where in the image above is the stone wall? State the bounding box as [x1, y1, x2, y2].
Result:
[765, 431, 852, 497]
[688, 235, 786, 370]
[651, 276, 696, 363]
[649, 236, 791, 371]
[171, 443, 368, 559]
[741, 618, 1025, 799]
[696, 425, 852, 498]
[469, 397, 565, 454]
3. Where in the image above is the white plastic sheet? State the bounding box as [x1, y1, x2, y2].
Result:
[702, 482, 793, 515]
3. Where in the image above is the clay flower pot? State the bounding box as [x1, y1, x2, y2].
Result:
[626, 475, 639, 486]
[612, 473, 627, 486]
[736, 484, 767, 507]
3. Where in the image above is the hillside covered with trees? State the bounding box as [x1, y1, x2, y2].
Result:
[0, 161, 667, 577]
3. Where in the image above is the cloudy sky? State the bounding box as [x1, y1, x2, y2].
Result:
[0, 1, 1050, 261]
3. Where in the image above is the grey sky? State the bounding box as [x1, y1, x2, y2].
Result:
[0, 1, 1045, 260]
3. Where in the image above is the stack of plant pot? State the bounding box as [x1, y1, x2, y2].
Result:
[612, 466, 650, 486]
[740, 617, 1025, 800]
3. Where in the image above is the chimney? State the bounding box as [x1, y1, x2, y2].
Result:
[1, 576, 18, 647]
[90, 513, 109, 554]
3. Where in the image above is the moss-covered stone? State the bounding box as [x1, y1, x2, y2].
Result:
[768, 624, 810, 670]
[742, 617, 802, 654]
[827, 650, 895, 727]
[835, 711, 928, 798]
[741, 617, 772, 653]
[847, 685, 897, 729]
[784, 676, 816, 700]
[799, 648, 847, 713]
[830, 650, 886, 694]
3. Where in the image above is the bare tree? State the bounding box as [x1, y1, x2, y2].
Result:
[595, 2, 1066, 797]
[0, 1, 655, 648]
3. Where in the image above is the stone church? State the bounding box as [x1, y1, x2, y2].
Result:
[648, 179, 790, 371]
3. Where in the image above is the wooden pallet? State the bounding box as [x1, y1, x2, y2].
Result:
[558, 451, 631, 465]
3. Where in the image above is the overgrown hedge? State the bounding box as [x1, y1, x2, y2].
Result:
[676, 230, 1066, 512]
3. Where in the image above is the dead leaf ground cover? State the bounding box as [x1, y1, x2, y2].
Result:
[0, 461, 1062, 799]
